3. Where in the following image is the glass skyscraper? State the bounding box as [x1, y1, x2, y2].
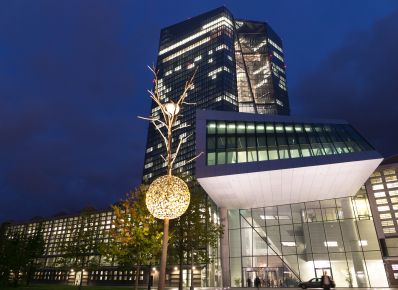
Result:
[142, 7, 289, 182]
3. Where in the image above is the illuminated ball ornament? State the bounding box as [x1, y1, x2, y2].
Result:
[146, 175, 190, 219]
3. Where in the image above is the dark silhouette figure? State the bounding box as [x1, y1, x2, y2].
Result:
[247, 277, 252, 287]
[254, 276, 261, 289]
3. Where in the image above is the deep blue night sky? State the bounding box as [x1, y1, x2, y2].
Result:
[1, 0, 398, 223]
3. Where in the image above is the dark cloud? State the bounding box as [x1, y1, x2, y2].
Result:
[0, 1, 154, 222]
[293, 10, 398, 157]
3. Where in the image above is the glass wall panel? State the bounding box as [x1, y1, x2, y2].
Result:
[251, 208, 265, 228]
[297, 254, 315, 281]
[307, 222, 328, 254]
[280, 225, 296, 255]
[241, 228, 253, 257]
[230, 257, 242, 287]
[340, 220, 361, 252]
[324, 222, 344, 253]
[264, 206, 278, 226]
[293, 223, 306, 255]
[240, 209, 253, 227]
[266, 226, 281, 254]
[253, 230, 268, 257]
[363, 251, 389, 287]
[230, 229, 242, 258]
[277, 205, 292, 225]
[329, 253, 349, 287]
[228, 209, 240, 229]
[356, 220, 380, 251]
[291, 203, 305, 224]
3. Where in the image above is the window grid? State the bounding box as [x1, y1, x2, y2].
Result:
[206, 121, 373, 166]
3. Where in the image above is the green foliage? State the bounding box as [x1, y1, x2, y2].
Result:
[100, 185, 163, 290]
[0, 222, 45, 286]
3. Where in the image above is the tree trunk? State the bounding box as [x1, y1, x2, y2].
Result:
[26, 261, 33, 286]
[13, 270, 18, 287]
[158, 219, 169, 290]
[147, 264, 153, 290]
[135, 265, 140, 290]
[178, 250, 183, 290]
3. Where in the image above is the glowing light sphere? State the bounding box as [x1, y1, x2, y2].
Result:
[146, 175, 190, 219]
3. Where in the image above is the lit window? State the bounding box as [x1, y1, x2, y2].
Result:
[194, 55, 202, 62]
[376, 198, 388, 205]
[358, 240, 368, 246]
[372, 184, 384, 190]
[208, 58, 213, 63]
[159, 17, 232, 56]
[260, 215, 275, 220]
[281, 242, 296, 247]
[378, 206, 390, 212]
[379, 213, 392, 219]
[144, 162, 153, 169]
[162, 37, 211, 62]
[371, 177, 382, 184]
[387, 182, 398, 189]
[381, 220, 394, 227]
[255, 79, 268, 88]
[383, 228, 396, 234]
[390, 190, 398, 196]
[175, 65, 181, 71]
[272, 51, 284, 62]
[371, 171, 381, 177]
[385, 175, 397, 182]
[268, 38, 283, 52]
[202, 16, 233, 30]
[215, 44, 228, 51]
[324, 241, 338, 247]
[374, 191, 386, 198]
[384, 169, 396, 176]
[391, 197, 398, 203]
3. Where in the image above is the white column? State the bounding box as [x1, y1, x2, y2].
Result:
[220, 207, 230, 287]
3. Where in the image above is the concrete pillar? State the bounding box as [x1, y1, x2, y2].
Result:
[220, 207, 230, 287]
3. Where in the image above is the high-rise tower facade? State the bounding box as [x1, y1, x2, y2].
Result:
[143, 7, 289, 182]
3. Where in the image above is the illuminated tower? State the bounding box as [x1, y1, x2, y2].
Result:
[143, 7, 289, 182]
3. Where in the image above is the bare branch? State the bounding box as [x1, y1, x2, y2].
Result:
[151, 120, 168, 149]
[185, 152, 204, 165]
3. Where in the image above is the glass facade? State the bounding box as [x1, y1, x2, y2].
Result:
[235, 20, 289, 115]
[227, 191, 389, 287]
[206, 120, 373, 166]
[142, 7, 290, 182]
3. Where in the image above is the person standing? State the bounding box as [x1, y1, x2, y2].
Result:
[254, 276, 261, 289]
[247, 277, 252, 288]
[321, 271, 333, 290]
